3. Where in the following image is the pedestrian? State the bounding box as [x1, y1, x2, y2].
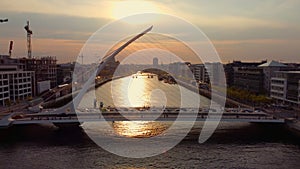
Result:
[94, 99, 97, 108]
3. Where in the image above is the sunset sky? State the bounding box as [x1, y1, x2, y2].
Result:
[0, 0, 299, 63]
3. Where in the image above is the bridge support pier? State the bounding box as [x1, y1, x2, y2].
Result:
[53, 122, 82, 129]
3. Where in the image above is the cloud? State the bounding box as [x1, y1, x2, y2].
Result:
[0, 11, 111, 40]
[213, 39, 300, 63]
[155, 0, 300, 29]
[0, 0, 114, 18]
[0, 11, 112, 62]
[0, 1, 299, 63]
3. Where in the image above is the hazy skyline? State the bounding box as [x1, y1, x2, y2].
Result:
[0, 0, 299, 63]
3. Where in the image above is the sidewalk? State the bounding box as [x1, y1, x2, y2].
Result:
[0, 112, 16, 128]
[0, 102, 29, 119]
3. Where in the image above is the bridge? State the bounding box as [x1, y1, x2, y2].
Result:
[0, 108, 284, 128]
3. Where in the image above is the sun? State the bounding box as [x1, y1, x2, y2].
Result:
[111, 0, 160, 20]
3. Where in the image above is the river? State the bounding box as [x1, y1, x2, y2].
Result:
[0, 74, 299, 168]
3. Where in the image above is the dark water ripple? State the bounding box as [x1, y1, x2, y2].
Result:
[0, 123, 299, 169]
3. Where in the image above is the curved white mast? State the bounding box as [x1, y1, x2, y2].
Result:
[50, 26, 153, 114]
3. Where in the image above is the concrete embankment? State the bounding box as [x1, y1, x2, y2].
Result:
[0, 112, 16, 128]
[285, 119, 300, 138]
[43, 76, 126, 108]
[177, 80, 252, 108]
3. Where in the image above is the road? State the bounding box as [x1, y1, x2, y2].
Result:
[0, 102, 29, 119]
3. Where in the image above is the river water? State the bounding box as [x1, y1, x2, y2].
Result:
[0, 74, 299, 168]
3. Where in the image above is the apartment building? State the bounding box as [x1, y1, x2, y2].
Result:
[271, 71, 300, 107]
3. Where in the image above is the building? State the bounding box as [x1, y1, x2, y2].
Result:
[0, 55, 26, 71]
[271, 71, 300, 107]
[0, 55, 57, 97]
[20, 56, 57, 90]
[205, 62, 224, 86]
[270, 77, 286, 102]
[0, 73, 9, 105]
[224, 60, 266, 87]
[0, 71, 35, 106]
[153, 57, 158, 68]
[168, 62, 192, 80]
[233, 67, 265, 94]
[37, 80, 51, 94]
[57, 63, 74, 85]
[231, 60, 296, 95]
[258, 60, 288, 95]
[189, 64, 208, 83]
[0, 55, 36, 106]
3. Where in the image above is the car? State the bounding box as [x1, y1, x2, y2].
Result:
[242, 109, 253, 113]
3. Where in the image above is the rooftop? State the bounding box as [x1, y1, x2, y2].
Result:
[258, 60, 287, 67]
[279, 71, 300, 74]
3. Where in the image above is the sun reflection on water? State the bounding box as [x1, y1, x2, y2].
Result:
[127, 75, 148, 108]
[109, 72, 179, 138]
[112, 121, 171, 138]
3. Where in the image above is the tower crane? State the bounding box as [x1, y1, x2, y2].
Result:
[24, 20, 33, 58]
[0, 18, 8, 23]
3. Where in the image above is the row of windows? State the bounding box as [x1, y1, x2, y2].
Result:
[10, 76, 32, 79]
[11, 79, 31, 83]
[271, 86, 284, 91]
[11, 93, 32, 100]
[0, 74, 8, 79]
[10, 86, 31, 90]
[0, 81, 8, 85]
[9, 73, 32, 78]
[0, 93, 9, 98]
[1, 76, 31, 79]
[271, 80, 285, 84]
[26, 60, 56, 64]
[10, 89, 31, 95]
[0, 80, 31, 85]
[271, 92, 284, 97]
[0, 87, 9, 92]
[0, 72, 32, 76]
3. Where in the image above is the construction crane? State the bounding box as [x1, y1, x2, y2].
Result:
[0, 18, 8, 52]
[0, 18, 8, 23]
[8, 41, 13, 57]
[24, 20, 33, 58]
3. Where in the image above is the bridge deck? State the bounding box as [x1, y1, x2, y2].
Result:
[11, 112, 284, 125]
[12, 118, 284, 125]
[1, 110, 285, 128]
